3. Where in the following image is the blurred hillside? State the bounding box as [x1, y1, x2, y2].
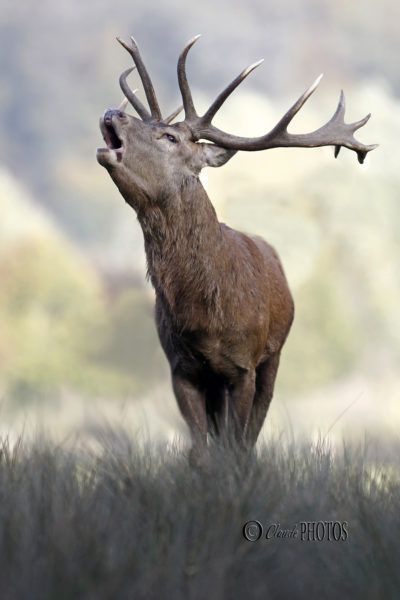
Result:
[0, 0, 399, 439]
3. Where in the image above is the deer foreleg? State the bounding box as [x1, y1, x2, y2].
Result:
[172, 371, 208, 464]
[247, 353, 281, 446]
[228, 370, 256, 447]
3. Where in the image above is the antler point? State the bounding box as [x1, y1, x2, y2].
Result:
[243, 59, 264, 77]
[117, 37, 132, 53]
[310, 73, 324, 93]
[188, 34, 202, 46]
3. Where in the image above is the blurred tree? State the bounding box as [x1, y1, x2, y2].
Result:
[90, 290, 168, 388]
[0, 236, 104, 403]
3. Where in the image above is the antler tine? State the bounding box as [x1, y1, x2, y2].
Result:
[178, 36, 263, 130]
[163, 105, 184, 125]
[119, 67, 152, 121]
[267, 73, 324, 138]
[118, 97, 129, 112]
[117, 37, 162, 121]
[177, 35, 201, 121]
[200, 59, 264, 127]
[352, 112, 372, 131]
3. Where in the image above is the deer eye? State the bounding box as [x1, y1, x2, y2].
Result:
[164, 133, 177, 144]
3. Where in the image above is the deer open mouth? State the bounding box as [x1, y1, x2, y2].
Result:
[97, 112, 125, 165]
[103, 120, 123, 151]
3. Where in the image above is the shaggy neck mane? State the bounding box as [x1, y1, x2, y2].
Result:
[137, 177, 226, 329]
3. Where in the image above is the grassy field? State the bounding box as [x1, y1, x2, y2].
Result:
[0, 429, 398, 599]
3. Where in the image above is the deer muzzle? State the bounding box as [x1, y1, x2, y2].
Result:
[97, 109, 125, 166]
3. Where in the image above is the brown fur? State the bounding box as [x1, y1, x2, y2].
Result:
[97, 110, 294, 460]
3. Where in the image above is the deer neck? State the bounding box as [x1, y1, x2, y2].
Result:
[137, 177, 224, 327]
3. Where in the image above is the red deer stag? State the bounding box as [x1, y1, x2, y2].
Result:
[97, 35, 376, 462]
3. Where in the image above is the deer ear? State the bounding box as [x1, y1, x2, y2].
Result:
[199, 143, 237, 168]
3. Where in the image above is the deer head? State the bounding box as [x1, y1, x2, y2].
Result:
[97, 34, 377, 203]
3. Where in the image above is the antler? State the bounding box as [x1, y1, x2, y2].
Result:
[119, 66, 152, 121]
[178, 36, 377, 163]
[117, 37, 162, 121]
[117, 37, 183, 125]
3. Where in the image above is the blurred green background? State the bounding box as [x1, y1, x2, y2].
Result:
[0, 0, 398, 442]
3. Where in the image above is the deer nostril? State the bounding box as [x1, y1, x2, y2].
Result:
[104, 109, 125, 125]
[104, 109, 114, 124]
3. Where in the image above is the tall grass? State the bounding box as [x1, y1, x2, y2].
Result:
[0, 429, 398, 599]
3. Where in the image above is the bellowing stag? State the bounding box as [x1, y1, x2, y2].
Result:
[97, 35, 376, 462]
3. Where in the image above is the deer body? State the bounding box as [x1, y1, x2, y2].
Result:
[149, 180, 294, 442]
[97, 36, 375, 459]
